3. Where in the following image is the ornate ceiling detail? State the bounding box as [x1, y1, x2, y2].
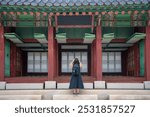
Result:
[0, 0, 149, 27]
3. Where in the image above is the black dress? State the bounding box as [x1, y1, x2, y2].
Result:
[69, 64, 84, 89]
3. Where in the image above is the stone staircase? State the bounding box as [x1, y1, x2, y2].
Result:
[0, 89, 150, 100]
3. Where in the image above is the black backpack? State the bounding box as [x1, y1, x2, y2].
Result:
[72, 66, 79, 76]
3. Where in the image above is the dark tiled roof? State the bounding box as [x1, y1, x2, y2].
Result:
[0, 0, 150, 7]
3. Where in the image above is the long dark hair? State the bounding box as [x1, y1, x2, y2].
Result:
[73, 58, 80, 66]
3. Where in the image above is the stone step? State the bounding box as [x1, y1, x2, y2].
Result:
[53, 95, 98, 100]
[0, 90, 150, 96]
[0, 90, 150, 100]
[0, 95, 42, 100]
[109, 95, 150, 100]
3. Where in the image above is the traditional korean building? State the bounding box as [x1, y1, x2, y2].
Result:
[0, 0, 150, 84]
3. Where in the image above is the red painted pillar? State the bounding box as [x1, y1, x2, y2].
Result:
[145, 26, 150, 80]
[95, 26, 102, 80]
[0, 25, 5, 81]
[48, 26, 54, 81]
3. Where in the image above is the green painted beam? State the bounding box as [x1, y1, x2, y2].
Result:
[116, 14, 131, 20]
[19, 15, 34, 20]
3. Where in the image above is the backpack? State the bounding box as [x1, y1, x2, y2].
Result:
[72, 66, 79, 76]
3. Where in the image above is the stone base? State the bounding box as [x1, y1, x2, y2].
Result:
[57, 83, 69, 89]
[6, 83, 43, 90]
[144, 81, 150, 89]
[94, 81, 105, 89]
[107, 83, 144, 89]
[0, 82, 6, 90]
[84, 83, 93, 89]
[45, 81, 56, 89]
[53, 95, 98, 100]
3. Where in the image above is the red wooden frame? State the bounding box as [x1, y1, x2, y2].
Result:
[66, 39, 83, 43]
[23, 38, 39, 43]
[111, 39, 127, 43]
[5, 77, 48, 83]
[145, 26, 150, 80]
[57, 25, 93, 28]
[0, 25, 5, 81]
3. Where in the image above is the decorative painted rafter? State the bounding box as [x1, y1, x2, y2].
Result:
[84, 33, 95, 43]
[56, 33, 67, 43]
[34, 33, 47, 44]
[127, 33, 146, 44]
[131, 10, 147, 27]
[1, 12, 148, 27]
[0, 5, 150, 27]
[102, 33, 114, 43]
[4, 33, 23, 43]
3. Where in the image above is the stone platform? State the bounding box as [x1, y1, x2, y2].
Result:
[0, 89, 150, 100]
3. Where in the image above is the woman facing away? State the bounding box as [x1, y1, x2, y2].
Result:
[69, 58, 84, 94]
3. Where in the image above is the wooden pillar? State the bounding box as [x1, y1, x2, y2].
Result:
[48, 26, 54, 81]
[0, 25, 5, 81]
[95, 26, 102, 80]
[145, 26, 150, 80]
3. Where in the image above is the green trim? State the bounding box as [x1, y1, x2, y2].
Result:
[5, 40, 10, 77]
[139, 40, 145, 76]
